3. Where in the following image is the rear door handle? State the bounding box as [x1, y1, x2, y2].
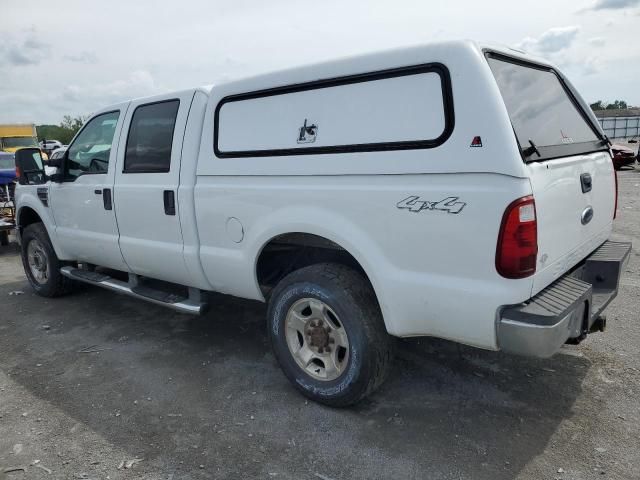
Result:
[163, 190, 175, 216]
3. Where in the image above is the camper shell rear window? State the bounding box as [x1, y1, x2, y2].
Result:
[214, 64, 454, 158]
[486, 52, 607, 162]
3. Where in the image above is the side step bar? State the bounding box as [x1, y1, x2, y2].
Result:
[60, 267, 206, 315]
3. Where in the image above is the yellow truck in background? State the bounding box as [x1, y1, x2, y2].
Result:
[0, 124, 40, 153]
[0, 124, 48, 160]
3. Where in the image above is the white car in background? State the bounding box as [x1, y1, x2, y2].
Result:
[49, 147, 67, 160]
[40, 140, 64, 155]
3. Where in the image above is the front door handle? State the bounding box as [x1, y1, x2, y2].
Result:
[580, 173, 592, 193]
[102, 188, 112, 210]
[163, 190, 175, 216]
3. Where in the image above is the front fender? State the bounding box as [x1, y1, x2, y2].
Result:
[16, 187, 68, 259]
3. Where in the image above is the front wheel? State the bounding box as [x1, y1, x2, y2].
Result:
[267, 263, 393, 407]
[20, 223, 74, 297]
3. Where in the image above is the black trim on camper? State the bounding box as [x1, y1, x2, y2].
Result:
[213, 63, 455, 158]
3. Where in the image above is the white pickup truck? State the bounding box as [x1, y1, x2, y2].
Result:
[14, 41, 631, 406]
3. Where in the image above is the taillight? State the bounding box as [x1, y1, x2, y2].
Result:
[496, 195, 538, 279]
[613, 169, 618, 219]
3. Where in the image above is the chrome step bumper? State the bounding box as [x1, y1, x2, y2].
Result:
[60, 266, 206, 315]
[497, 240, 632, 358]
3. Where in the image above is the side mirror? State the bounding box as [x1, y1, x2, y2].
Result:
[15, 148, 47, 185]
[47, 156, 63, 168]
[44, 151, 65, 182]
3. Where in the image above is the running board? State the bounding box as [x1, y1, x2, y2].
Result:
[60, 266, 206, 315]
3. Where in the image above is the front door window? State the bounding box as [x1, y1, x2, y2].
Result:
[65, 111, 119, 180]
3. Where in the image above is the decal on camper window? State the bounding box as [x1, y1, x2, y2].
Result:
[297, 119, 318, 144]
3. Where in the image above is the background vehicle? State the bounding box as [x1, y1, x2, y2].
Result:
[0, 124, 49, 160]
[40, 139, 64, 156]
[611, 144, 637, 169]
[49, 146, 68, 160]
[0, 151, 16, 246]
[0, 124, 39, 153]
[14, 41, 631, 406]
[0, 151, 16, 181]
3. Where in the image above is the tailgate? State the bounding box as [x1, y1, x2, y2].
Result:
[527, 151, 615, 294]
[487, 53, 614, 295]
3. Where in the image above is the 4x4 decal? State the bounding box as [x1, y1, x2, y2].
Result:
[397, 195, 466, 214]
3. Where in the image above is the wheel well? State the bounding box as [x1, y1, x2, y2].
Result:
[256, 233, 370, 296]
[18, 206, 42, 231]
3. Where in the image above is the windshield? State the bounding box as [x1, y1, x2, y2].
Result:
[2, 136, 39, 148]
[0, 156, 15, 169]
[487, 55, 603, 161]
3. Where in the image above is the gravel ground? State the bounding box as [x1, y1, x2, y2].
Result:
[0, 167, 639, 480]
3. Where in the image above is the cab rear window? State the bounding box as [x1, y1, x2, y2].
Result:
[487, 54, 605, 161]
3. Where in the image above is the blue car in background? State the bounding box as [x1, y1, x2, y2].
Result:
[0, 151, 16, 245]
[0, 151, 16, 188]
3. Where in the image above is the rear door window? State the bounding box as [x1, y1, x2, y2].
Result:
[124, 100, 180, 173]
[487, 54, 605, 161]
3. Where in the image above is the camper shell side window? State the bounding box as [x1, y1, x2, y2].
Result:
[214, 63, 454, 158]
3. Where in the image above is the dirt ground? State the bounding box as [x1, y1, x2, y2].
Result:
[0, 167, 639, 480]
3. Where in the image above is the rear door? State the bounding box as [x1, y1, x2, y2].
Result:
[487, 54, 615, 294]
[113, 92, 195, 285]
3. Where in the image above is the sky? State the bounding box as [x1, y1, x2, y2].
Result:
[1, 0, 639, 124]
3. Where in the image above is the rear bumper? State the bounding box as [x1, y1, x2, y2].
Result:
[497, 240, 631, 358]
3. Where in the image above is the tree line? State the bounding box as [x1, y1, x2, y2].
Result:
[589, 100, 635, 111]
[36, 115, 87, 145]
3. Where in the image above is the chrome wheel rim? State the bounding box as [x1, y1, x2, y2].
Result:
[284, 298, 350, 382]
[27, 239, 49, 284]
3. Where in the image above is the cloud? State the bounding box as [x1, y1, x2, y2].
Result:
[0, 29, 51, 66]
[62, 70, 163, 110]
[516, 26, 581, 55]
[578, 56, 605, 75]
[588, 0, 640, 10]
[64, 51, 98, 64]
[515, 26, 607, 77]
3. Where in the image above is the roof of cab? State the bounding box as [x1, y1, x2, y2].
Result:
[93, 85, 213, 117]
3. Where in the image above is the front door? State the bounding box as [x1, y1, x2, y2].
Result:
[49, 105, 130, 271]
[113, 92, 194, 285]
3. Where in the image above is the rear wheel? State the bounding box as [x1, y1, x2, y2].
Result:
[267, 263, 393, 407]
[20, 223, 73, 297]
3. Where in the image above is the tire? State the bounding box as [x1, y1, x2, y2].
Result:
[20, 223, 73, 297]
[267, 263, 393, 407]
[0, 230, 8, 246]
